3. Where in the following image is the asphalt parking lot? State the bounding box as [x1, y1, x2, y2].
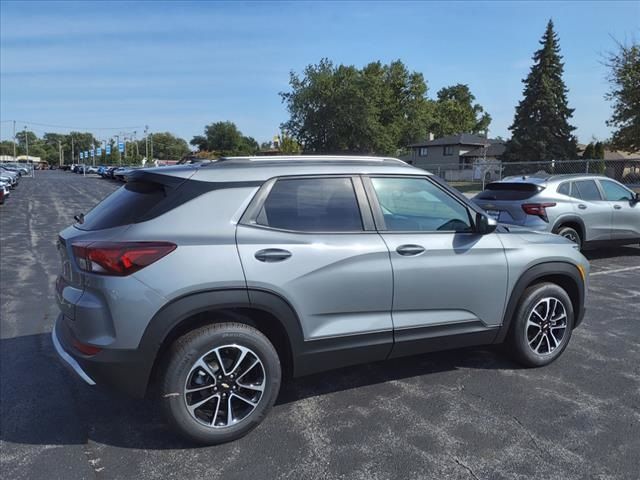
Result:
[1, 170, 639, 480]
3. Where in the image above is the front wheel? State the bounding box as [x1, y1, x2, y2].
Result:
[161, 322, 281, 445]
[508, 282, 574, 367]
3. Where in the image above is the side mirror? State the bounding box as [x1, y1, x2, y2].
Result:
[476, 212, 498, 235]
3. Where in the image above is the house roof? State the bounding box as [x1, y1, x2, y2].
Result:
[409, 133, 498, 148]
[460, 143, 506, 157]
[576, 144, 640, 160]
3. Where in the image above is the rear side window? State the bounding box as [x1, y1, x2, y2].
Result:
[572, 180, 602, 201]
[77, 181, 166, 231]
[557, 182, 570, 196]
[257, 177, 362, 232]
[476, 182, 543, 201]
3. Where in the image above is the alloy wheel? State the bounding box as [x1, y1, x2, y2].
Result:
[184, 344, 265, 428]
[525, 297, 568, 355]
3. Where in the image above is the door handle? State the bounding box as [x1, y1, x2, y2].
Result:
[396, 244, 426, 256]
[578, 204, 587, 210]
[255, 249, 292, 262]
[613, 205, 622, 210]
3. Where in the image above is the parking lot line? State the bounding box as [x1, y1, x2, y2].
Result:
[590, 265, 640, 276]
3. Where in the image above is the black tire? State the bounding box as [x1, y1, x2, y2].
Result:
[508, 282, 574, 367]
[161, 322, 281, 445]
[556, 225, 582, 249]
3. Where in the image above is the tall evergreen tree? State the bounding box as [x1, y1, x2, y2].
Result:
[504, 20, 578, 161]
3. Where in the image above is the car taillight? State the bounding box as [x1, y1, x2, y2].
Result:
[72, 241, 176, 276]
[521, 203, 556, 222]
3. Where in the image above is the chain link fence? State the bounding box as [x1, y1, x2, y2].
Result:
[422, 158, 640, 193]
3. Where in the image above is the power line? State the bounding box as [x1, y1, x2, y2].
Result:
[10, 120, 146, 130]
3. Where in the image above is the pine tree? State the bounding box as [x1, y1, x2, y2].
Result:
[505, 20, 578, 161]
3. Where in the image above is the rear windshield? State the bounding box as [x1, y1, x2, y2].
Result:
[476, 182, 543, 201]
[76, 181, 166, 231]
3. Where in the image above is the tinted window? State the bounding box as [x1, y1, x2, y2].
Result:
[371, 177, 472, 232]
[600, 180, 633, 201]
[557, 182, 570, 196]
[573, 180, 602, 201]
[476, 182, 542, 201]
[77, 181, 166, 230]
[257, 178, 362, 232]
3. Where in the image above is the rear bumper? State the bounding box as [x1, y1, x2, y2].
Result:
[52, 314, 152, 398]
[51, 319, 96, 385]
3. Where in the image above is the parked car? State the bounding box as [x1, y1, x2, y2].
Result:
[2, 163, 30, 176]
[53, 156, 589, 445]
[0, 185, 4, 204]
[473, 174, 640, 249]
[0, 180, 9, 200]
[0, 167, 19, 187]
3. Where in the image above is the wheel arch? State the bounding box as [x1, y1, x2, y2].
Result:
[552, 215, 586, 242]
[495, 262, 585, 344]
[137, 288, 305, 398]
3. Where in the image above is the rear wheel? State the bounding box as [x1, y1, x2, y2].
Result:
[508, 282, 574, 367]
[161, 322, 281, 445]
[556, 225, 582, 249]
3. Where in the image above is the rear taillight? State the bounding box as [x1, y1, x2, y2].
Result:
[521, 203, 556, 222]
[72, 241, 176, 276]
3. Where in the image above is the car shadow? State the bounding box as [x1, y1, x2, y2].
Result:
[583, 245, 640, 260]
[0, 333, 519, 450]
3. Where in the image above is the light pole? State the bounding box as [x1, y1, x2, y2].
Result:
[12, 120, 16, 160]
[58, 140, 63, 167]
[24, 126, 32, 175]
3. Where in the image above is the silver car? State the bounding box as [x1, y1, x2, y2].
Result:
[53, 156, 589, 444]
[474, 174, 640, 249]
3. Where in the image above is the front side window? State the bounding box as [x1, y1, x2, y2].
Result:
[572, 180, 602, 201]
[370, 177, 473, 232]
[256, 177, 363, 232]
[600, 180, 633, 201]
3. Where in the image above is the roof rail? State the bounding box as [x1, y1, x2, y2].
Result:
[216, 155, 406, 164]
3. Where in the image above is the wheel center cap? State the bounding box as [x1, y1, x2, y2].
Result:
[221, 382, 230, 389]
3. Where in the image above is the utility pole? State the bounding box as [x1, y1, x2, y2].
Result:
[71, 136, 74, 166]
[150, 132, 153, 162]
[144, 125, 149, 163]
[58, 140, 63, 167]
[12, 120, 16, 160]
[24, 126, 32, 176]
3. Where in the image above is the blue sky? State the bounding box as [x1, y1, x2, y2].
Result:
[1, 1, 639, 146]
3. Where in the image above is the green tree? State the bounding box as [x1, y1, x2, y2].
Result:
[432, 84, 491, 137]
[138, 132, 189, 160]
[605, 39, 640, 152]
[0, 140, 15, 156]
[278, 131, 302, 154]
[190, 121, 258, 156]
[280, 58, 436, 155]
[504, 20, 578, 161]
[582, 142, 595, 159]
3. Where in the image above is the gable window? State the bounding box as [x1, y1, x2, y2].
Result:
[443, 146, 454, 156]
[418, 147, 428, 157]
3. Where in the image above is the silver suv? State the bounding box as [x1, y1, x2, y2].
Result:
[53, 156, 589, 444]
[473, 174, 640, 249]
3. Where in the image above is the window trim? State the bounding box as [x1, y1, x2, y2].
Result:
[238, 174, 376, 234]
[361, 174, 477, 234]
